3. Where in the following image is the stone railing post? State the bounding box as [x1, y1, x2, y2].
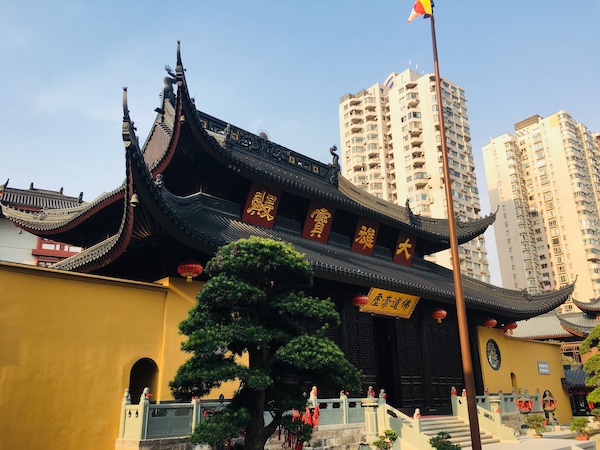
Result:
[191, 397, 200, 432]
[376, 389, 389, 437]
[139, 387, 151, 440]
[362, 386, 379, 442]
[118, 388, 132, 438]
[450, 386, 458, 416]
[340, 390, 349, 425]
[308, 386, 318, 407]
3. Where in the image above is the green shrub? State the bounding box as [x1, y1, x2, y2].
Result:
[372, 429, 398, 450]
[570, 417, 591, 436]
[429, 431, 461, 450]
[525, 414, 546, 435]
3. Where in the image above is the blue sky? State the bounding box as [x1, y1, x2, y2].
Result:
[1, 1, 599, 284]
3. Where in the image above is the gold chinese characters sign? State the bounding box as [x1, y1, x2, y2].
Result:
[352, 217, 379, 256]
[302, 201, 335, 243]
[359, 288, 420, 319]
[242, 182, 282, 229]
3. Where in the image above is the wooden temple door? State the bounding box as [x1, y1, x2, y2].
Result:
[394, 318, 426, 412]
[343, 309, 376, 394]
[385, 312, 463, 415]
[421, 319, 463, 413]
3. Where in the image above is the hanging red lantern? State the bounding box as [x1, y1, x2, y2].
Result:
[351, 293, 369, 307]
[503, 321, 518, 335]
[177, 261, 203, 282]
[482, 318, 497, 328]
[431, 307, 447, 323]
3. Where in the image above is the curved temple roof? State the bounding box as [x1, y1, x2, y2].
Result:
[6, 43, 573, 321]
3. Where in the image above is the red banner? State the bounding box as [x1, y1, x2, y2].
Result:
[242, 182, 281, 229]
[302, 202, 335, 243]
[351, 218, 379, 256]
[393, 231, 417, 266]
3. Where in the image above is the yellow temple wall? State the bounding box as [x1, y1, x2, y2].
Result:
[0, 262, 239, 450]
[477, 326, 572, 423]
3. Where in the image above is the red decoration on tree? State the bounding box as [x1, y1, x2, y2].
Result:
[482, 318, 497, 328]
[177, 261, 204, 282]
[431, 307, 447, 323]
[503, 321, 518, 335]
[351, 293, 369, 307]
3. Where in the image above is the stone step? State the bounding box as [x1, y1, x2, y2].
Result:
[422, 423, 470, 433]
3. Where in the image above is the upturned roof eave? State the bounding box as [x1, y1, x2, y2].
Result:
[0, 185, 125, 236]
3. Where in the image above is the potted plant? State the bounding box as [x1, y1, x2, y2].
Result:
[591, 408, 600, 422]
[570, 417, 592, 440]
[429, 431, 461, 450]
[373, 429, 398, 450]
[525, 414, 546, 437]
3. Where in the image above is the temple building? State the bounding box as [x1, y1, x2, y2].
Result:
[0, 181, 84, 265]
[0, 45, 577, 449]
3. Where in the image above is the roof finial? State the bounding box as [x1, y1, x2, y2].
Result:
[122, 87, 129, 120]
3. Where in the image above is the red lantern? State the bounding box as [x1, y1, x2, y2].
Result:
[431, 307, 447, 323]
[351, 293, 369, 307]
[503, 321, 518, 335]
[177, 261, 203, 282]
[482, 318, 497, 328]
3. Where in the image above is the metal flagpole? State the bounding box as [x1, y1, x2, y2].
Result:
[428, 12, 483, 450]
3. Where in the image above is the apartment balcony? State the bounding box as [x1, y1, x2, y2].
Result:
[409, 126, 422, 136]
[412, 152, 426, 164]
[410, 135, 424, 146]
[414, 174, 431, 187]
[407, 95, 419, 107]
[586, 252, 600, 263]
[367, 147, 380, 157]
[365, 113, 377, 122]
[351, 159, 366, 170]
[351, 124, 363, 133]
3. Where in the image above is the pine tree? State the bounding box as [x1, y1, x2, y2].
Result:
[581, 324, 600, 403]
[170, 237, 362, 450]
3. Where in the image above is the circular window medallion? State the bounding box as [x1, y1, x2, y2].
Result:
[486, 339, 501, 370]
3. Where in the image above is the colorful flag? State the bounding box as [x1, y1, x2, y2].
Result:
[407, 0, 433, 23]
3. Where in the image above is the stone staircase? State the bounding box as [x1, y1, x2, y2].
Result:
[265, 416, 503, 450]
[265, 424, 365, 450]
[420, 416, 501, 449]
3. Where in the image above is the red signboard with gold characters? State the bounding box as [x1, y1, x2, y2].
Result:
[242, 182, 281, 229]
[351, 217, 379, 256]
[359, 288, 420, 319]
[302, 201, 335, 243]
[393, 231, 417, 266]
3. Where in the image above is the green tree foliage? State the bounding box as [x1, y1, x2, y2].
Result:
[170, 237, 362, 450]
[580, 324, 600, 403]
[429, 431, 461, 450]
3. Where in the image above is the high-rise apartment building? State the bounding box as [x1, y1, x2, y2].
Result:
[339, 69, 490, 282]
[483, 111, 600, 307]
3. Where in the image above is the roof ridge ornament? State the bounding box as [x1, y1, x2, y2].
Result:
[328, 145, 340, 184]
[176, 41, 184, 82]
[122, 87, 138, 149]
